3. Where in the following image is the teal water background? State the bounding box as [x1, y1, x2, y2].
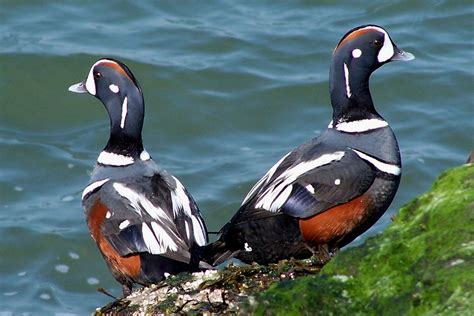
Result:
[1, 1, 473, 314]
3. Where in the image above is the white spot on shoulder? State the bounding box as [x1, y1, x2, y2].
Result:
[334, 179, 341, 185]
[119, 220, 130, 230]
[352, 48, 362, 58]
[82, 178, 110, 200]
[106, 211, 111, 218]
[305, 184, 315, 194]
[343, 63, 351, 98]
[109, 84, 120, 93]
[244, 242, 253, 252]
[120, 96, 128, 129]
[97, 151, 134, 166]
[140, 150, 151, 161]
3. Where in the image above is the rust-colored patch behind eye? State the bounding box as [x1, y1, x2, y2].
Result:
[333, 27, 378, 54]
[97, 60, 134, 83]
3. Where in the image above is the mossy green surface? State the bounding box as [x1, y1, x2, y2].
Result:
[252, 164, 474, 315]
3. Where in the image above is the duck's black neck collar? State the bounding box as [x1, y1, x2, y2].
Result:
[329, 56, 381, 124]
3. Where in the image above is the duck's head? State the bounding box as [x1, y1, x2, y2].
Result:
[69, 58, 145, 159]
[329, 25, 415, 121]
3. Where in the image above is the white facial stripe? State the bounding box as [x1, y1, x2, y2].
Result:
[140, 150, 151, 161]
[343, 63, 351, 98]
[255, 151, 345, 212]
[120, 96, 128, 129]
[109, 84, 120, 93]
[351, 149, 401, 175]
[113, 182, 171, 220]
[82, 178, 110, 200]
[334, 119, 388, 133]
[97, 151, 134, 166]
[242, 151, 292, 205]
[358, 27, 395, 63]
[352, 48, 362, 58]
[191, 216, 207, 246]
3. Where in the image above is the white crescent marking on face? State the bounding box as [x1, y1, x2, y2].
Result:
[358, 26, 394, 63]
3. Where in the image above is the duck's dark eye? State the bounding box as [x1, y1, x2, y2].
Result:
[372, 39, 382, 47]
[94, 72, 102, 80]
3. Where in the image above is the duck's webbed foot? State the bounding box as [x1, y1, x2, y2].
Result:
[306, 244, 338, 265]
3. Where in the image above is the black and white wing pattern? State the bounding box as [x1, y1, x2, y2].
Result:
[239, 142, 381, 219]
[84, 173, 208, 264]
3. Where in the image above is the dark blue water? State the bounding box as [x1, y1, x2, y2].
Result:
[0, 1, 473, 314]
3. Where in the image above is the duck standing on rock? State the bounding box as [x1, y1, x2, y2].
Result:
[69, 58, 209, 296]
[206, 25, 415, 265]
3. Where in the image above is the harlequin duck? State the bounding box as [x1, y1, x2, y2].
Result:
[206, 25, 414, 265]
[69, 58, 209, 296]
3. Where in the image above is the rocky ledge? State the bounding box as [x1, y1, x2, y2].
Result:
[96, 162, 474, 315]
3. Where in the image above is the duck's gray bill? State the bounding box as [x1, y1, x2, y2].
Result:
[68, 81, 88, 93]
[391, 47, 415, 61]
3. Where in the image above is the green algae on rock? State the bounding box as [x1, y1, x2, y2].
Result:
[252, 163, 474, 315]
[95, 163, 473, 315]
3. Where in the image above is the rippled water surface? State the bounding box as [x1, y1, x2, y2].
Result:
[1, 1, 473, 313]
